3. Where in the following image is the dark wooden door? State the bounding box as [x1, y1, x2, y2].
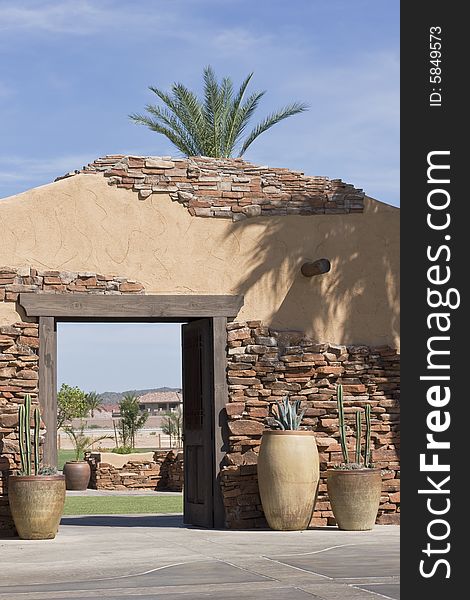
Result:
[182, 319, 214, 527]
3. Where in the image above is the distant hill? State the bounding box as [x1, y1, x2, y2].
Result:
[97, 387, 181, 406]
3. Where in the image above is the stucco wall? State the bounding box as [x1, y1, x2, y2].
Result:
[0, 172, 399, 347]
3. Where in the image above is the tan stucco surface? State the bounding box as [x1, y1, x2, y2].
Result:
[0, 174, 399, 346]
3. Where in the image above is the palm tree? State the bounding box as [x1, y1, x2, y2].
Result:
[85, 391, 103, 418]
[129, 66, 308, 158]
[118, 394, 149, 449]
[161, 407, 183, 448]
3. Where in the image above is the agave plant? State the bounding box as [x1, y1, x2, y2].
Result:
[272, 397, 306, 430]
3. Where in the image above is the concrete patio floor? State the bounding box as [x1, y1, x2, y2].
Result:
[0, 515, 399, 600]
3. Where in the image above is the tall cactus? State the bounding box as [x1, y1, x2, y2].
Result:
[355, 410, 362, 464]
[364, 403, 372, 467]
[336, 384, 373, 467]
[33, 404, 41, 475]
[18, 402, 27, 475]
[18, 394, 41, 476]
[337, 384, 349, 464]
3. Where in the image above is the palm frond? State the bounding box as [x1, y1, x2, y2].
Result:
[142, 105, 202, 155]
[202, 66, 220, 155]
[229, 90, 265, 151]
[130, 113, 199, 156]
[239, 102, 308, 156]
[172, 83, 209, 154]
[130, 67, 308, 158]
[224, 72, 254, 156]
[148, 85, 207, 154]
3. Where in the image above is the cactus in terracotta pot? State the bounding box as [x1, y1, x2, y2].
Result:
[9, 394, 66, 539]
[327, 384, 381, 530]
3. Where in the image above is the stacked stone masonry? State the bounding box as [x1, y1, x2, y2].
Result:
[0, 266, 145, 303]
[220, 321, 400, 529]
[0, 266, 146, 536]
[57, 155, 365, 221]
[85, 450, 184, 492]
[0, 320, 39, 536]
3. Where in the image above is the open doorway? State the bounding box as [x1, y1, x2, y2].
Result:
[55, 319, 218, 527]
[19, 293, 241, 528]
[57, 321, 185, 522]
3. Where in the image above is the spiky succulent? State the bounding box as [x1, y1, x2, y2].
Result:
[272, 397, 306, 430]
[37, 465, 58, 476]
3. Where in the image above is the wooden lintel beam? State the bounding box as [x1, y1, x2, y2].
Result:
[19, 294, 244, 319]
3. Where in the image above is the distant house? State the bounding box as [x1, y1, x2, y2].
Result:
[138, 391, 183, 415]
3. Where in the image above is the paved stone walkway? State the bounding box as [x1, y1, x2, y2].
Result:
[0, 516, 399, 599]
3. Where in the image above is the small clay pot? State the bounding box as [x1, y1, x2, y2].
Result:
[63, 461, 91, 491]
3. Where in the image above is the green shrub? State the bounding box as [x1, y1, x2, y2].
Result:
[112, 446, 133, 454]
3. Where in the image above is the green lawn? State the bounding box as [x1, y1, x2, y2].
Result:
[63, 495, 183, 515]
[58, 448, 157, 471]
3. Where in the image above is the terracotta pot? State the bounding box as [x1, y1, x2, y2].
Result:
[258, 430, 319, 531]
[327, 468, 382, 530]
[8, 475, 66, 539]
[63, 461, 91, 491]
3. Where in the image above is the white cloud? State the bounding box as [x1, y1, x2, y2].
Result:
[0, 0, 181, 35]
[0, 154, 93, 198]
[0, 1, 105, 34]
[212, 28, 275, 56]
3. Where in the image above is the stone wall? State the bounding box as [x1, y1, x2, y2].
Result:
[57, 155, 365, 220]
[0, 267, 144, 303]
[0, 267, 145, 536]
[86, 450, 184, 491]
[220, 321, 400, 529]
[0, 321, 40, 536]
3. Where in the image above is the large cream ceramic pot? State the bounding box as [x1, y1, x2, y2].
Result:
[257, 430, 319, 531]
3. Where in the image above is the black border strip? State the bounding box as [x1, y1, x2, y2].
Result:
[401, 2, 464, 595]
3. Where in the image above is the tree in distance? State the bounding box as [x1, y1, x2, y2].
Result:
[57, 384, 88, 429]
[118, 393, 149, 449]
[85, 391, 103, 418]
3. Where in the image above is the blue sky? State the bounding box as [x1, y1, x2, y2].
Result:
[57, 323, 182, 393]
[1, 1, 399, 392]
[0, 0, 399, 204]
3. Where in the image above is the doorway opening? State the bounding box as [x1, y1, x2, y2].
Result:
[57, 321, 184, 517]
[19, 292, 243, 528]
